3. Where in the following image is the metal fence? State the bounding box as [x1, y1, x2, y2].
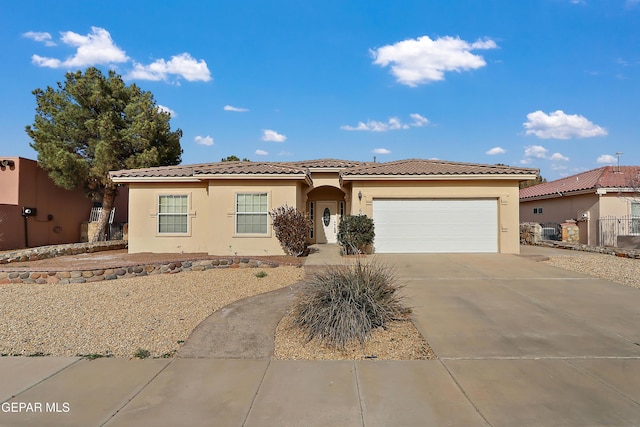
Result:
[539, 222, 562, 241]
[89, 207, 116, 223]
[598, 215, 640, 247]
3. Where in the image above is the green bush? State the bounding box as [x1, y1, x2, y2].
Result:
[292, 260, 409, 350]
[337, 214, 375, 255]
[270, 205, 311, 256]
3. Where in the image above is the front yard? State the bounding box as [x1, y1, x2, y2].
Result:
[0, 267, 304, 358]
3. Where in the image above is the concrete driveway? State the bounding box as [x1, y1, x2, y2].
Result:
[2, 248, 640, 426]
[379, 251, 640, 426]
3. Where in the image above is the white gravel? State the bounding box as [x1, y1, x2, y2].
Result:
[544, 252, 640, 289]
[0, 267, 304, 358]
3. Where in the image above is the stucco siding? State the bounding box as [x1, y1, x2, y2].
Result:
[0, 157, 94, 250]
[127, 182, 210, 254]
[207, 179, 303, 256]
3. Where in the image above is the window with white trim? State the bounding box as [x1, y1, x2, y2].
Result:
[533, 207, 543, 214]
[158, 195, 188, 233]
[236, 193, 268, 234]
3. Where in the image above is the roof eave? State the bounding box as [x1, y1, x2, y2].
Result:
[110, 176, 202, 183]
[196, 173, 313, 185]
[342, 173, 539, 181]
[520, 188, 597, 201]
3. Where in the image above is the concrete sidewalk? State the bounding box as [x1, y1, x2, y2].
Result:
[2, 246, 640, 426]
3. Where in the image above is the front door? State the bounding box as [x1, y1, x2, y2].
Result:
[316, 201, 338, 244]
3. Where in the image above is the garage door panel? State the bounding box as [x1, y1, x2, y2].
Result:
[373, 199, 498, 253]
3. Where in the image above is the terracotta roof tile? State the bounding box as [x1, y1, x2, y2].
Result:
[287, 159, 367, 169]
[110, 158, 539, 180]
[341, 159, 537, 176]
[194, 161, 307, 175]
[519, 166, 640, 199]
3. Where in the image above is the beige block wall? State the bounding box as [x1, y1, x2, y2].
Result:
[347, 179, 522, 254]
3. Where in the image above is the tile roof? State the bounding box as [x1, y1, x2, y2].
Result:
[110, 158, 539, 181]
[519, 166, 640, 199]
[341, 159, 538, 176]
[110, 161, 308, 179]
[287, 159, 367, 169]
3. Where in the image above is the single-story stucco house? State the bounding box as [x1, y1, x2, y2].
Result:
[520, 166, 640, 246]
[109, 158, 538, 255]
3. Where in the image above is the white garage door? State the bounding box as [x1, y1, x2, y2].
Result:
[373, 199, 498, 253]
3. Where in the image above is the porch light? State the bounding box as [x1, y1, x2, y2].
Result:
[358, 191, 362, 201]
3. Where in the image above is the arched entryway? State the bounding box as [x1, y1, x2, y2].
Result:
[306, 186, 347, 244]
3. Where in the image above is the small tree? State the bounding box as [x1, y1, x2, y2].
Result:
[337, 214, 375, 255]
[270, 205, 311, 256]
[221, 155, 250, 162]
[26, 67, 183, 242]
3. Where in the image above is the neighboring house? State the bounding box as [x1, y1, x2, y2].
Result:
[519, 166, 640, 246]
[0, 157, 128, 250]
[110, 158, 537, 255]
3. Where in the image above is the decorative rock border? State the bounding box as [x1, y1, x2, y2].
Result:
[0, 258, 279, 285]
[0, 241, 128, 264]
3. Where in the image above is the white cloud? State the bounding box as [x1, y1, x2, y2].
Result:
[195, 135, 214, 146]
[409, 113, 429, 127]
[371, 35, 497, 86]
[23, 31, 56, 46]
[31, 26, 128, 68]
[486, 146, 506, 155]
[128, 53, 211, 82]
[373, 148, 391, 154]
[549, 152, 569, 161]
[520, 159, 532, 165]
[524, 145, 548, 159]
[551, 164, 568, 171]
[224, 105, 249, 112]
[341, 113, 428, 132]
[523, 110, 607, 139]
[255, 150, 269, 156]
[262, 129, 286, 142]
[157, 105, 176, 117]
[597, 154, 617, 164]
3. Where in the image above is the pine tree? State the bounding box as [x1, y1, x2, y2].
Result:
[26, 67, 182, 242]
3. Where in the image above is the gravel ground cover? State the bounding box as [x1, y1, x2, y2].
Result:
[274, 311, 435, 360]
[544, 252, 640, 289]
[0, 267, 304, 358]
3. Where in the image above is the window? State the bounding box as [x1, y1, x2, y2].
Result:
[339, 200, 345, 218]
[533, 207, 543, 214]
[158, 195, 188, 233]
[236, 193, 268, 234]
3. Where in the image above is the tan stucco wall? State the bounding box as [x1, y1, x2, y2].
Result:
[126, 179, 307, 256]
[207, 179, 304, 256]
[127, 182, 210, 254]
[347, 179, 522, 254]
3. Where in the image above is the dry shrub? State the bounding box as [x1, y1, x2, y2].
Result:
[293, 260, 410, 350]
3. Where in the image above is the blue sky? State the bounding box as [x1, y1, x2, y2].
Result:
[2, 0, 639, 180]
